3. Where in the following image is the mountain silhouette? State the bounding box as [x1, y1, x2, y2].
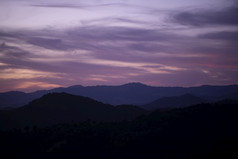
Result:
[2, 93, 146, 129]
[1, 83, 238, 109]
[142, 93, 210, 110]
[1, 100, 238, 159]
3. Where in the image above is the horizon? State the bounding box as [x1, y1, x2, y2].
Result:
[1, 0, 238, 92]
[1, 82, 238, 93]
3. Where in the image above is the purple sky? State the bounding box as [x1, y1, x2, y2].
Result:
[0, 0, 238, 92]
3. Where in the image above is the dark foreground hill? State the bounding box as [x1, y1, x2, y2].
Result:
[0, 93, 146, 129]
[142, 93, 210, 110]
[0, 100, 238, 159]
[1, 83, 238, 108]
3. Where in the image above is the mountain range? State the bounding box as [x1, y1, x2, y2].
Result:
[1, 84, 238, 158]
[1, 83, 238, 109]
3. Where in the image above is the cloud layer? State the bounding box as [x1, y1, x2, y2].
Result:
[0, 0, 238, 92]
[172, 3, 238, 26]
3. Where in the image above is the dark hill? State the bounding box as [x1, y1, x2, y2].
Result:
[1, 100, 238, 159]
[142, 93, 210, 110]
[3, 93, 146, 129]
[125, 100, 238, 159]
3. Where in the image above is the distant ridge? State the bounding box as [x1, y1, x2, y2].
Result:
[121, 82, 150, 87]
[142, 93, 210, 110]
[0, 83, 238, 109]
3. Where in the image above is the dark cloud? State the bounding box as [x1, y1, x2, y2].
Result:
[66, 26, 182, 43]
[31, 3, 86, 9]
[0, 32, 17, 38]
[80, 17, 146, 26]
[198, 31, 238, 41]
[0, 42, 13, 51]
[0, 43, 29, 57]
[127, 42, 167, 53]
[0, 43, 57, 72]
[171, 4, 238, 26]
[26, 37, 75, 50]
[196, 30, 238, 59]
[31, 3, 127, 9]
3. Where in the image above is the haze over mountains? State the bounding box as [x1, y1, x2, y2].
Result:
[1, 83, 238, 109]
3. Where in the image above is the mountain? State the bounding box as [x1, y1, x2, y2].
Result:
[142, 93, 210, 110]
[1, 100, 238, 159]
[1, 93, 146, 129]
[1, 83, 238, 109]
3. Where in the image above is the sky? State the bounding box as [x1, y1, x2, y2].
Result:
[0, 0, 238, 92]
